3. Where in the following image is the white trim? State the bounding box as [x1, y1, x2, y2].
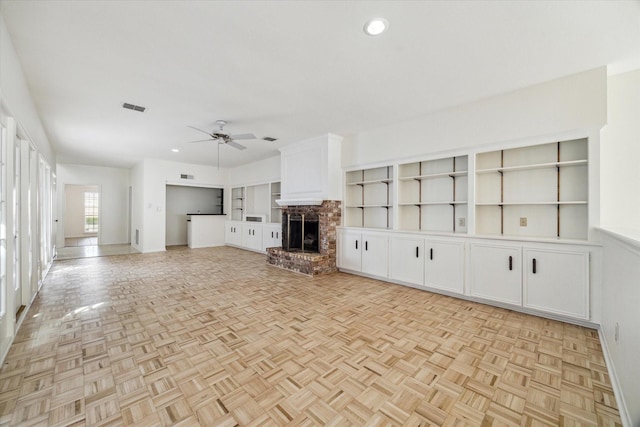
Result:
[276, 198, 323, 206]
[598, 327, 632, 427]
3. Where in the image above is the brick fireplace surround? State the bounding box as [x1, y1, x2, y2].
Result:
[266, 200, 341, 275]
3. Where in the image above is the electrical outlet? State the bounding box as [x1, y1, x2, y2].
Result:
[458, 218, 465, 227]
[615, 322, 619, 342]
[520, 217, 527, 227]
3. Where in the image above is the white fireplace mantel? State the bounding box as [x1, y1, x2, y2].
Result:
[275, 198, 323, 206]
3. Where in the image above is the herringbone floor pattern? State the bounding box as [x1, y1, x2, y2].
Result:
[0, 246, 621, 426]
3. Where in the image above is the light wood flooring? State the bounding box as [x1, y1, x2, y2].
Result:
[0, 246, 621, 426]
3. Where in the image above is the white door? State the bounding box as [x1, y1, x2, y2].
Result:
[390, 236, 424, 285]
[361, 234, 389, 277]
[523, 248, 589, 319]
[425, 240, 464, 294]
[470, 243, 522, 305]
[338, 231, 361, 271]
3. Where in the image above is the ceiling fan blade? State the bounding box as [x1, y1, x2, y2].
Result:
[226, 140, 247, 150]
[187, 125, 214, 137]
[186, 138, 214, 143]
[229, 133, 256, 140]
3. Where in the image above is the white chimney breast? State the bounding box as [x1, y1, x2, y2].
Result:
[277, 133, 343, 206]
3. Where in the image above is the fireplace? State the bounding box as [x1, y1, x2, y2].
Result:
[284, 213, 319, 253]
[266, 201, 341, 275]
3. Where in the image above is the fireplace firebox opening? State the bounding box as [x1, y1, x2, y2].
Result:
[284, 213, 319, 253]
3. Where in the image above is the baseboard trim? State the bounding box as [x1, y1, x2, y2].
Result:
[598, 327, 631, 427]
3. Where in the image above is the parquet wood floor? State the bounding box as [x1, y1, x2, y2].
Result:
[0, 246, 621, 426]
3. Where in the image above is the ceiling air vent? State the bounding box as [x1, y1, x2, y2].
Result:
[122, 102, 146, 112]
[180, 174, 194, 180]
[262, 137, 277, 142]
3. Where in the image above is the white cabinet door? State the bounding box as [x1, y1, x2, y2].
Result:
[470, 243, 522, 305]
[361, 234, 389, 277]
[524, 249, 589, 319]
[224, 221, 242, 246]
[262, 225, 281, 251]
[425, 240, 464, 294]
[339, 231, 362, 271]
[390, 236, 424, 285]
[242, 223, 263, 251]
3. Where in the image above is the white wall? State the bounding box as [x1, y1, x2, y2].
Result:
[227, 154, 280, 186]
[597, 230, 640, 427]
[56, 164, 130, 246]
[600, 70, 640, 231]
[597, 69, 640, 427]
[64, 185, 98, 238]
[138, 159, 227, 252]
[342, 67, 607, 167]
[0, 15, 54, 167]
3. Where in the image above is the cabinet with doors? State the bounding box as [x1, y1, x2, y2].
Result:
[469, 242, 522, 305]
[241, 223, 263, 252]
[523, 247, 589, 319]
[469, 240, 591, 320]
[345, 166, 393, 229]
[338, 229, 389, 277]
[389, 234, 464, 294]
[475, 138, 588, 240]
[398, 155, 468, 233]
[226, 180, 281, 253]
[262, 224, 282, 251]
[224, 220, 243, 247]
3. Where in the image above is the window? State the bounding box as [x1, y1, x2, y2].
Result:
[84, 192, 99, 233]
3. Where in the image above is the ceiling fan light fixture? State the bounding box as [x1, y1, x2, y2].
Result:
[364, 18, 388, 36]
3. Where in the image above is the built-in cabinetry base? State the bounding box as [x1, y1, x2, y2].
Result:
[338, 227, 596, 324]
[225, 220, 281, 253]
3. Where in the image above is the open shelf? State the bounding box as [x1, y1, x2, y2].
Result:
[397, 155, 468, 233]
[475, 138, 588, 240]
[345, 166, 393, 229]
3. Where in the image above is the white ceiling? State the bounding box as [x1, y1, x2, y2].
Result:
[2, 1, 639, 169]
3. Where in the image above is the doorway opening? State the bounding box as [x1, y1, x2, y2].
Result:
[64, 184, 99, 247]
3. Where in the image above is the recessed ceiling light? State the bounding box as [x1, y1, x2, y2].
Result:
[364, 18, 388, 36]
[171, 148, 179, 153]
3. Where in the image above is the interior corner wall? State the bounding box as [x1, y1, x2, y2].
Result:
[0, 13, 55, 168]
[600, 70, 640, 232]
[56, 164, 130, 246]
[139, 159, 228, 253]
[342, 67, 607, 167]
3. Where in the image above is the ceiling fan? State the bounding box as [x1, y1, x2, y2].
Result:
[186, 120, 256, 150]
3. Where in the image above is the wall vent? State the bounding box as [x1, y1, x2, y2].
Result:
[180, 174, 194, 180]
[262, 137, 277, 142]
[122, 102, 146, 112]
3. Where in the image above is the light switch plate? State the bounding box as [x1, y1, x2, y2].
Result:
[520, 217, 527, 227]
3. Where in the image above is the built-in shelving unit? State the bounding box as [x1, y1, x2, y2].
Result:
[270, 181, 281, 223]
[345, 166, 393, 229]
[398, 155, 468, 233]
[231, 186, 244, 221]
[475, 138, 588, 240]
